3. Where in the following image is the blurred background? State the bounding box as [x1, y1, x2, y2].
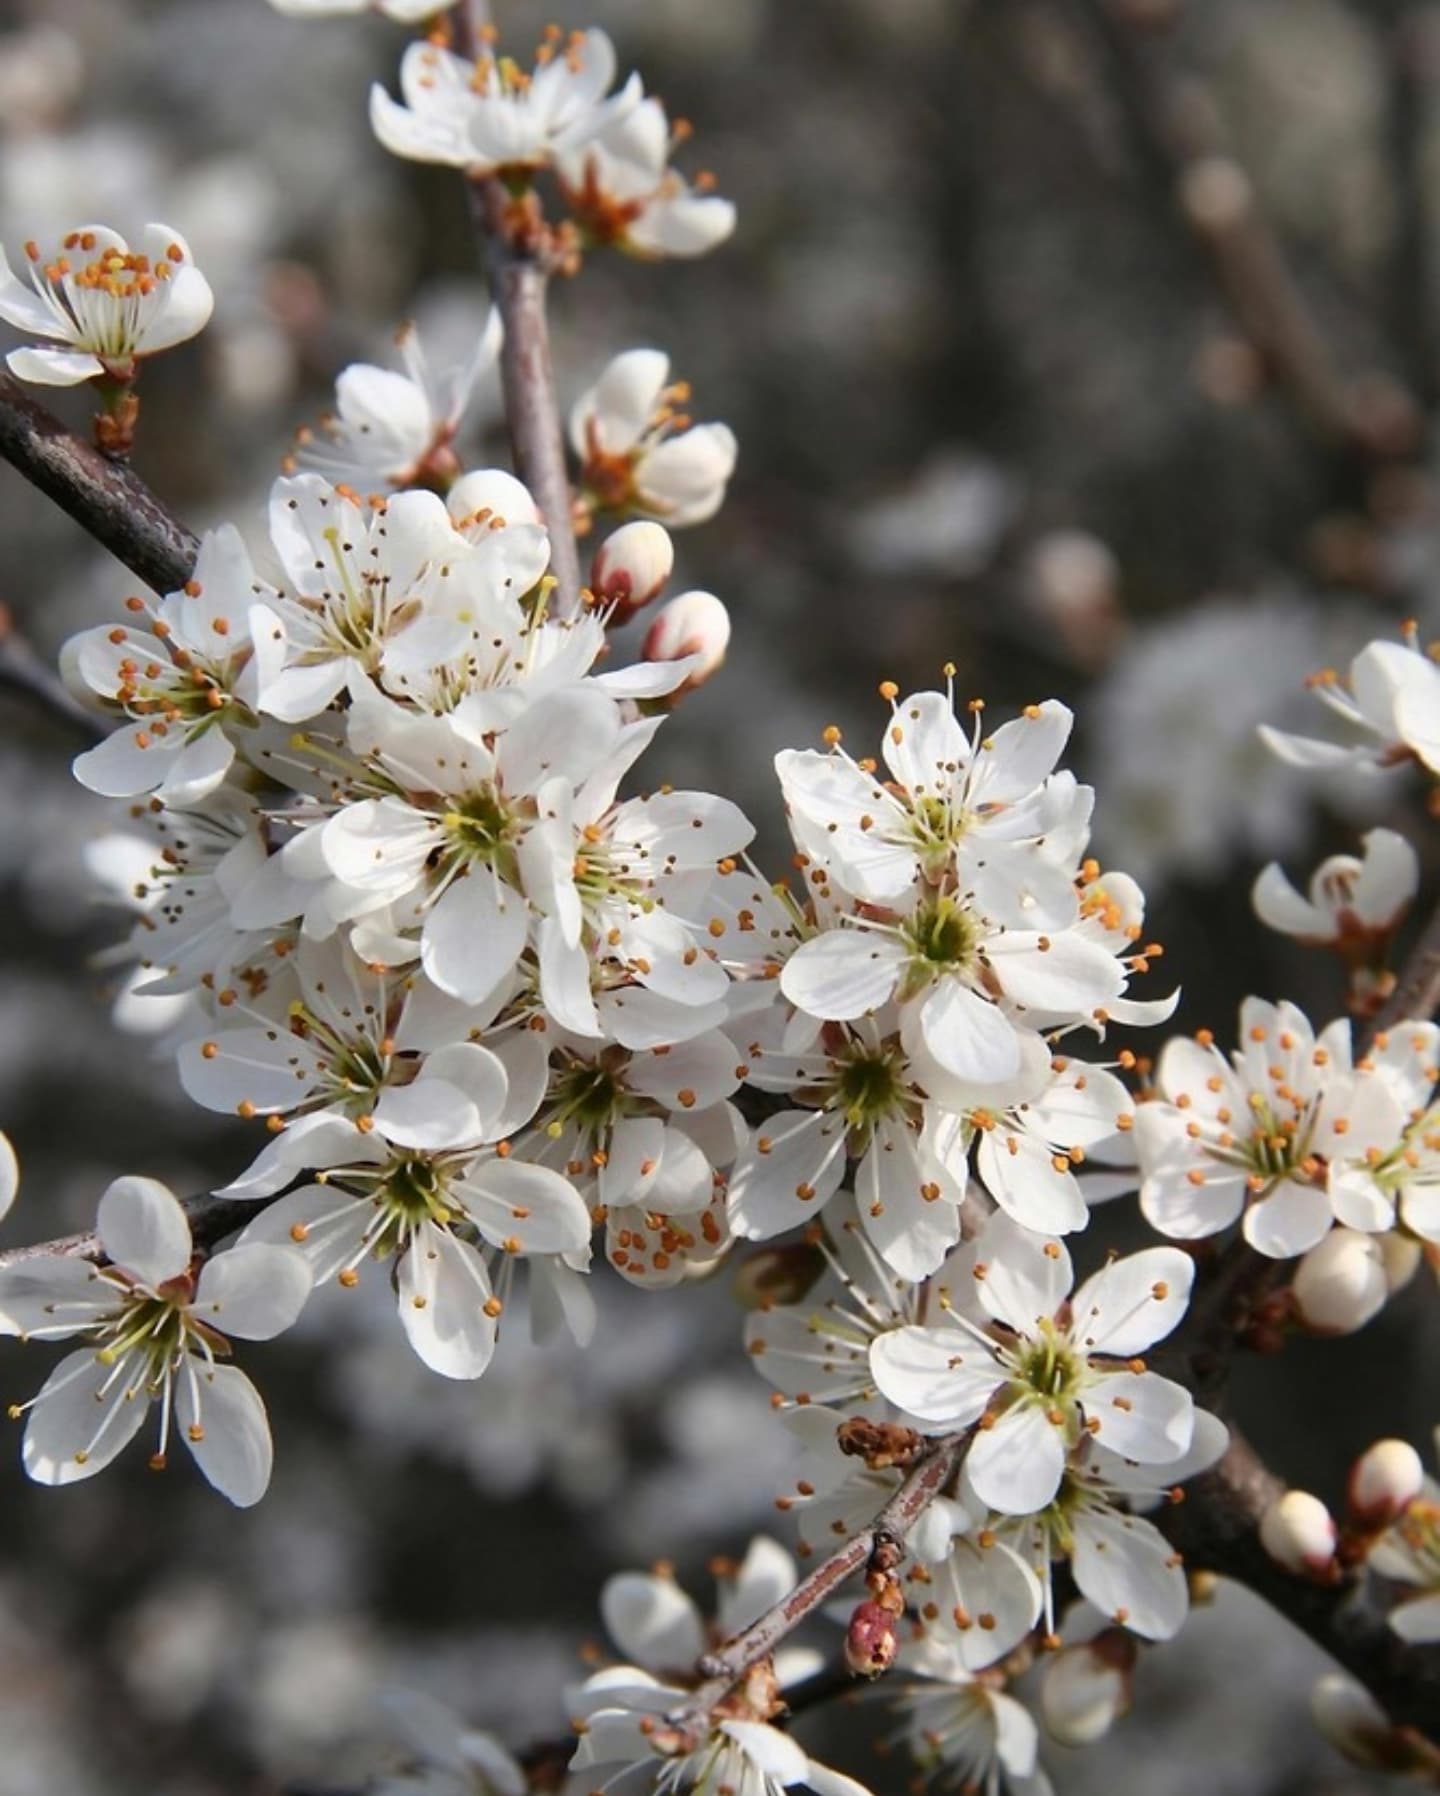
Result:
[0, 0, 1437, 1789]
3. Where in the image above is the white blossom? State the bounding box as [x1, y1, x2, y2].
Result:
[1328, 1020, 1440, 1245]
[0, 1177, 309, 1504]
[1134, 999, 1399, 1259]
[288, 315, 501, 495]
[889, 1633, 1051, 1796]
[0, 223, 211, 384]
[67, 526, 279, 809]
[558, 90, 735, 259]
[571, 349, 737, 527]
[1253, 828, 1417, 958]
[270, 0, 458, 19]
[1260, 632, 1440, 778]
[369, 1690, 525, 1796]
[871, 1213, 1196, 1516]
[370, 30, 637, 178]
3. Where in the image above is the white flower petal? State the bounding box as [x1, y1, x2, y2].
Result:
[193, 1244, 312, 1340]
[97, 1177, 192, 1287]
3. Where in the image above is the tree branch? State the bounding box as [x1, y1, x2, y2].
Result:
[1160, 1427, 1440, 1745]
[666, 1434, 966, 1729]
[1363, 895, 1440, 1045]
[0, 602, 104, 741]
[1068, 0, 1419, 459]
[450, 4, 584, 617]
[0, 1190, 265, 1270]
[0, 373, 198, 594]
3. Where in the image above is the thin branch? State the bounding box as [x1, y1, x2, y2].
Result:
[450, 6, 584, 616]
[0, 602, 104, 741]
[1161, 1427, 1440, 1745]
[1068, 0, 1419, 458]
[1362, 896, 1440, 1045]
[667, 1435, 966, 1729]
[0, 373, 198, 594]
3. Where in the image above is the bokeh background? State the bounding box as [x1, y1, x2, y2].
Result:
[0, 0, 1437, 1790]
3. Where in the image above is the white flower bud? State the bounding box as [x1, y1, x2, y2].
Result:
[1040, 1633, 1135, 1746]
[1259, 1490, 1337, 1577]
[641, 592, 730, 692]
[1292, 1228, 1388, 1335]
[1348, 1439, 1424, 1526]
[591, 522, 674, 623]
[1310, 1673, 1400, 1770]
[1379, 1230, 1422, 1293]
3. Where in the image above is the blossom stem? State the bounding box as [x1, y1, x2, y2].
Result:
[1361, 896, 1440, 1045]
[0, 371, 198, 593]
[1161, 1425, 1440, 1745]
[451, 1, 584, 617]
[665, 1433, 967, 1731]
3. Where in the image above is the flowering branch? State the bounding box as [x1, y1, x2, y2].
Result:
[451, 1, 584, 616]
[665, 1434, 966, 1731]
[1161, 1428, 1440, 1746]
[0, 371, 198, 594]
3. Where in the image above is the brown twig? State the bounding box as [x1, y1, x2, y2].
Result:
[0, 602, 105, 741]
[1361, 897, 1440, 1047]
[450, 4, 584, 616]
[0, 373, 198, 594]
[1069, 0, 1420, 459]
[666, 1434, 966, 1729]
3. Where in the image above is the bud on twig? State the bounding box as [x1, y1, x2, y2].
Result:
[1292, 1229, 1388, 1335]
[641, 591, 730, 696]
[844, 1597, 900, 1677]
[591, 521, 674, 623]
[1040, 1630, 1136, 1747]
[1348, 1440, 1425, 1528]
[1260, 1491, 1339, 1580]
[836, 1416, 927, 1472]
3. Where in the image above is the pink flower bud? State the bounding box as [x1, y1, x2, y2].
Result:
[1348, 1439, 1424, 1526]
[1292, 1228, 1388, 1335]
[1040, 1632, 1135, 1746]
[843, 1599, 899, 1677]
[591, 522, 674, 624]
[641, 591, 730, 693]
[1259, 1490, 1338, 1578]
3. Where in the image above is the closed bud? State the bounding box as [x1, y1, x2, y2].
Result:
[1259, 1490, 1338, 1578]
[591, 522, 674, 623]
[1292, 1228, 1388, 1335]
[1040, 1631, 1135, 1746]
[844, 1598, 899, 1678]
[641, 592, 730, 694]
[1348, 1439, 1424, 1526]
[1308, 1673, 1439, 1776]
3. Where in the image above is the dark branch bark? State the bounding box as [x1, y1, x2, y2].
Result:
[1363, 897, 1440, 1045]
[1161, 1429, 1440, 1744]
[0, 373, 198, 594]
[0, 603, 105, 740]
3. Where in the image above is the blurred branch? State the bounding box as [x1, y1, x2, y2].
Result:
[1386, 11, 1440, 407]
[666, 1435, 966, 1732]
[1161, 1427, 1440, 1746]
[1069, 0, 1420, 459]
[452, 6, 584, 617]
[1364, 894, 1440, 1044]
[0, 373, 198, 594]
[0, 602, 104, 741]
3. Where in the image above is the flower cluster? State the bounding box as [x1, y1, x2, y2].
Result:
[369, 26, 733, 261]
[1134, 998, 1440, 1293]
